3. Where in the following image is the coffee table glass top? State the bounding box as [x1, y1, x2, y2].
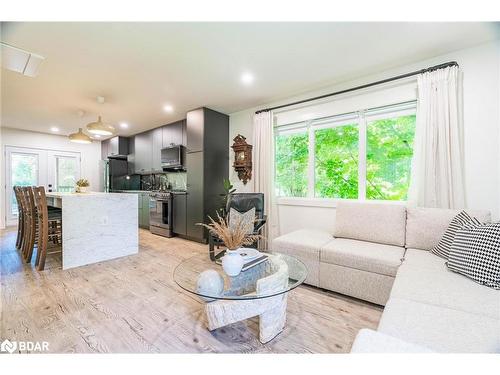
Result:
[173, 252, 307, 301]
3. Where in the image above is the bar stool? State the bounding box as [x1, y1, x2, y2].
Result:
[18, 186, 37, 263]
[32, 186, 62, 271]
[13, 186, 25, 251]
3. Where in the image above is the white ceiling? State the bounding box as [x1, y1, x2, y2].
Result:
[1, 22, 499, 138]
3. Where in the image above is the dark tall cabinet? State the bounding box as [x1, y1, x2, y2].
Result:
[185, 107, 229, 242]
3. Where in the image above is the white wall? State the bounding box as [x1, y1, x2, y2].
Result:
[0, 127, 102, 228]
[229, 41, 500, 235]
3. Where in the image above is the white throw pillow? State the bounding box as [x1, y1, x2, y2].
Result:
[228, 207, 255, 235]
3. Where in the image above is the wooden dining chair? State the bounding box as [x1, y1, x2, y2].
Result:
[13, 186, 25, 251]
[32, 186, 62, 271]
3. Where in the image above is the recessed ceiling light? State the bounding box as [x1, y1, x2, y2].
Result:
[241, 72, 255, 85]
[50, 126, 60, 132]
[163, 104, 174, 113]
[120, 122, 129, 129]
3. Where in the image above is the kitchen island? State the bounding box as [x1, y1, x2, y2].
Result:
[46, 192, 139, 270]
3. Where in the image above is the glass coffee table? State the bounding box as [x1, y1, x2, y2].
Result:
[174, 252, 307, 343]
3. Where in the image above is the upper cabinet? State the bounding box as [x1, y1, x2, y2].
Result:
[133, 131, 152, 174]
[151, 127, 163, 173]
[186, 109, 204, 152]
[162, 120, 185, 148]
[101, 136, 129, 159]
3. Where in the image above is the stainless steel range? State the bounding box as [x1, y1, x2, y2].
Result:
[149, 191, 173, 237]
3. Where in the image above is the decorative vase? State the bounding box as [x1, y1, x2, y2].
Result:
[77, 186, 88, 193]
[222, 249, 244, 276]
[196, 269, 224, 302]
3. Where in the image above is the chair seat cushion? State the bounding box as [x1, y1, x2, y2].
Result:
[378, 298, 500, 353]
[350, 328, 433, 353]
[392, 249, 500, 320]
[320, 238, 405, 277]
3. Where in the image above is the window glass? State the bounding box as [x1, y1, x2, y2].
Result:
[366, 114, 416, 200]
[56, 156, 78, 192]
[275, 129, 309, 197]
[314, 124, 359, 199]
[11, 153, 38, 214]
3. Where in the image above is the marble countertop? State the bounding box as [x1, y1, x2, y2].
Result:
[46, 191, 138, 198]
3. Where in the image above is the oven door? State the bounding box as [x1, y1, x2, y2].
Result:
[149, 198, 170, 229]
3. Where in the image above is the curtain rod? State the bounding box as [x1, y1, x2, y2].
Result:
[255, 61, 459, 114]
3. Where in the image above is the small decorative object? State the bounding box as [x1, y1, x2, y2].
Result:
[222, 250, 245, 277]
[75, 178, 90, 193]
[197, 212, 263, 276]
[196, 269, 224, 301]
[231, 134, 252, 185]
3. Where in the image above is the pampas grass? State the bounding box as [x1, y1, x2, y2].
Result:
[197, 211, 262, 250]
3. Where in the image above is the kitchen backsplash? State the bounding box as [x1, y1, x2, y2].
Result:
[141, 172, 187, 191]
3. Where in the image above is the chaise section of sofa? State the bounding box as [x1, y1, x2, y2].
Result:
[272, 228, 333, 287]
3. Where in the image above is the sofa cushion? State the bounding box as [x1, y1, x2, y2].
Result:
[350, 328, 433, 353]
[334, 201, 407, 246]
[431, 211, 481, 259]
[447, 222, 500, 290]
[392, 249, 500, 320]
[378, 298, 500, 353]
[321, 238, 405, 277]
[405, 207, 491, 251]
[272, 229, 333, 286]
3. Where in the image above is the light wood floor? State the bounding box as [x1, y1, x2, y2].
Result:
[0, 227, 382, 353]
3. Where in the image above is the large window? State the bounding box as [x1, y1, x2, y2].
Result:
[274, 102, 416, 201]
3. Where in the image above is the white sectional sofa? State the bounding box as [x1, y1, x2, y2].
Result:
[272, 201, 500, 353]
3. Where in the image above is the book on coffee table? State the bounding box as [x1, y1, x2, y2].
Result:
[215, 253, 269, 272]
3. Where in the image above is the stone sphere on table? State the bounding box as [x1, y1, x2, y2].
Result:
[196, 269, 224, 302]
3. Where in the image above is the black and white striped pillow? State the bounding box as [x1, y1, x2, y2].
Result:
[431, 211, 481, 259]
[447, 222, 500, 289]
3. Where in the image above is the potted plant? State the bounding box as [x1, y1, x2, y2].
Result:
[198, 212, 262, 276]
[75, 178, 90, 193]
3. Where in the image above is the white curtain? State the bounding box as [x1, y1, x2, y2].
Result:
[409, 66, 465, 209]
[253, 111, 279, 249]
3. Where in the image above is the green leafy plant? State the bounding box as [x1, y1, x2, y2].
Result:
[219, 178, 236, 216]
[76, 178, 90, 187]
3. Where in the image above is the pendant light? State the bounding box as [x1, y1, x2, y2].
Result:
[69, 128, 92, 144]
[86, 115, 115, 136]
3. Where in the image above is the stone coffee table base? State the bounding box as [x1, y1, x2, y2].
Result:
[205, 255, 289, 343]
[205, 293, 288, 343]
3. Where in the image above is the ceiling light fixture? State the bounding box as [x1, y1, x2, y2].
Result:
[120, 122, 129, 129]
[163, 104, 174, 113]
[50, 126, 60, 132]
[86, 115, 115, 136]
[69, 128, 92, 144]
[241, 72, 255, 85]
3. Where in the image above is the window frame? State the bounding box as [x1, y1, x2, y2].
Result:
[274, 101, 417, 205]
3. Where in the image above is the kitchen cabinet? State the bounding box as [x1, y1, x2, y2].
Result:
[133, 131, 152, 174]
[186, 152, 204, 240]
[138, 193, 150, 229]
[162, 120, 184, 148]
[185, 107, 229, 242]
[186, 109, 204, 152]
[151, 127, 163, 173]
[172, 193, 187, 235]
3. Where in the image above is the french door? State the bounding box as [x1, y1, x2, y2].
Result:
[5, 146, 81, 225]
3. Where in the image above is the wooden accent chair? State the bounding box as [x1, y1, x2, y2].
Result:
[16, 186, 38, 263]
